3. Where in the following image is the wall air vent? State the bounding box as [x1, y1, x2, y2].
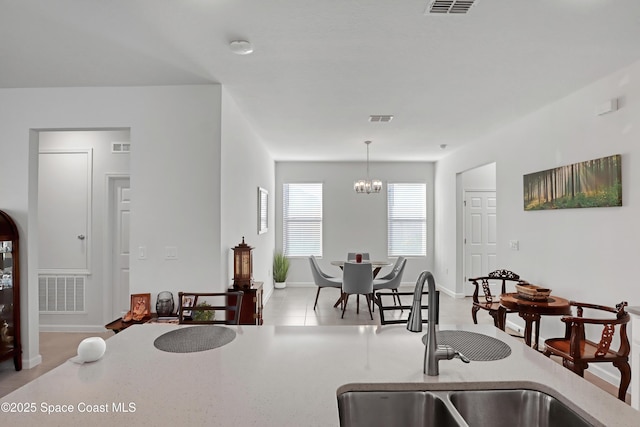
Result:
[369, 115, 394, 123]
[427, 0, 476, 14]
[112, 142, 131, 153]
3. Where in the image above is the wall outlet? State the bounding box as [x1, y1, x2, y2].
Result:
[509, 240, 519, 251]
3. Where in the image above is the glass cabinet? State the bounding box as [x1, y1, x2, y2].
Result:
[0, 210, 20, 371]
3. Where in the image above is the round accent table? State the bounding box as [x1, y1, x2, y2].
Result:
[499, 292, 571, 350]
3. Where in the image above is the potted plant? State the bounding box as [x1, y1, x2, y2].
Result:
[273, 251, 290, 289]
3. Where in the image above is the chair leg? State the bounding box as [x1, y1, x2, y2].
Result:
[341, 294, 350, 319]
[614, 360, 631, 401]
[471, 305, 479, 324]
[313, 287, 322, 310]
[365, 294, 374, 320]
[393, 289, 402, 309]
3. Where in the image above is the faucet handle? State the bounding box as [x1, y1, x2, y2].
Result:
[454, 350, 471, 364]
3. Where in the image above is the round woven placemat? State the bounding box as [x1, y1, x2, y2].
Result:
[154, 326, 236, 353]
[421, 330, 511, 361]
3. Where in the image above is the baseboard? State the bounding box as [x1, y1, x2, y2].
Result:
[40, 325, 108, 333]
[22, 354, 43, 369]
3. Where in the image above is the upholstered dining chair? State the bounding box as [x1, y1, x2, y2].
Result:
[341, 262, 374, 320]
[309, 255, 343, 310]
[468, 269, 522, 329]
[373, 257, 407, 308]
[347, 252, 370, 261]
[543, 301, 631, 401]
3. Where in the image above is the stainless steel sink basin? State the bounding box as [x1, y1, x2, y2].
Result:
[337, 385, 597, 427]
[338, 391, 460, 427]
[449, 389, 593, 427]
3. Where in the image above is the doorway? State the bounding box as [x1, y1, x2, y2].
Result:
[460, 163, 497, 296]
[37, 129, 130, 331]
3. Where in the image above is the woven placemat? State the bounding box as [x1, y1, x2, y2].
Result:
[421, 330, 511, 361]
[154, 326, 236, 353]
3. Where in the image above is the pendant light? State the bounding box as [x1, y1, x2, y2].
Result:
[354, 141, 382, 194]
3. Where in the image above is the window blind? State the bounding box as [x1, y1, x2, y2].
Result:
[283, 183, 323, 257]
[387, 183, 427, 257]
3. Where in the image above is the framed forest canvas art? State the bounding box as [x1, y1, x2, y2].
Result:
[523, 154, 621, 210]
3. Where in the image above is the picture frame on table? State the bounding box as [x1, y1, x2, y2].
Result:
[181, 294, 196, 318]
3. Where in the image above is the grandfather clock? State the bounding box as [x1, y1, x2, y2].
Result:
[233, 237, 253, 289]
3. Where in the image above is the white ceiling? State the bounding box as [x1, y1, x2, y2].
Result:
[2, 0, 640, 161]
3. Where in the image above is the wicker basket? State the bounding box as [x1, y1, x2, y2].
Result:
[515, 283, 551, 301]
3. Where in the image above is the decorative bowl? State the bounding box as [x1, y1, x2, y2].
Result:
[515, 283, 551, 301]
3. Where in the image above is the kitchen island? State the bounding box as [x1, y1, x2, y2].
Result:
[0, 323, 637, 426]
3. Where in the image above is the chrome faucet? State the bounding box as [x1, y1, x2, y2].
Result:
[407, 271, 470, 375]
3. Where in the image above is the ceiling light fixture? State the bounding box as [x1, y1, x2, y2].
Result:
[229, 40, 254, 55]
[354, 141, 382, 194]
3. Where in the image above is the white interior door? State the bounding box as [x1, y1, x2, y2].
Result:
[38, 149, 92, 273]
[463, 190, 497, 296]
[111, 177, 131, 318]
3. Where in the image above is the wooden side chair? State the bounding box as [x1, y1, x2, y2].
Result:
[177, 291, 243, 325]
[468, 269, 521, 329]
[543, 301, 631, 401]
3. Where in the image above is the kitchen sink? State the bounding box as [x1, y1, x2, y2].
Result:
[337, 384, 597, 427]
[449, 389, 593, 427]
[338, 390, 460, 427]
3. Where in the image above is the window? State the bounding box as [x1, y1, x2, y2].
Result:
[387, 183, 427, 257]
[283, 183, 323, 257]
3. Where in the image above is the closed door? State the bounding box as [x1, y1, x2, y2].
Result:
[38, 150, 91, 273]
[463, 191, 497, 296]
[111, 177, 131, 318]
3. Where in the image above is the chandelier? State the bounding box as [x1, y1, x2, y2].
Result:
[354, 141, 382, 194]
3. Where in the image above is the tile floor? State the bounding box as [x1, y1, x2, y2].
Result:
[0, 286, 629, 403]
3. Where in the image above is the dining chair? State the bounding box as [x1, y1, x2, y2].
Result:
[347, 252, 370, 261]
[373, 257, 406, 309]
[341, 262, 374, 320]
[543, 301, 631, 401]
[468, 269, 522, 329]
[309, 255, 343, 310]
[177, 291, 244, 325]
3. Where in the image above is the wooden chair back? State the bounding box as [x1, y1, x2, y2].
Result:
[177, 291, 243, 325]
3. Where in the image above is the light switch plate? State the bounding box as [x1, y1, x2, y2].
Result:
[509, 240, 519, 251]
[165, 246, 178, 260]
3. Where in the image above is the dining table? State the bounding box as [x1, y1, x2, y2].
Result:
[330, 260, 392, 308]
[498, 292, 572, 350]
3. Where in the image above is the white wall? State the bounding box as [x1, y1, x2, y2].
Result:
[276, 161, 434, 285]
[0, 85, 224, 367]
[221, 88, 275, 297]
[434, 60, 640, 383]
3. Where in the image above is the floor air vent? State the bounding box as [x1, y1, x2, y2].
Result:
[427, 0, 476, 14]
[39, 275, 86, 312]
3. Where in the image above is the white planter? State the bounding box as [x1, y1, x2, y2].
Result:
[274, 281, 287, 289]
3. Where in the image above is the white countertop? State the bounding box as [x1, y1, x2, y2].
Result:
[1, 323, 637, 426]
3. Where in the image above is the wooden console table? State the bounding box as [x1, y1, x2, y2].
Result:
[227, 281, 263, 325]
[105, 315, 155, 333]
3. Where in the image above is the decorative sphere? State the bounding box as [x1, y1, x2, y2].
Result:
[77, 337, 106, 363]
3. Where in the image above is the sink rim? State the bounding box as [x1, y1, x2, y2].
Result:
[337, 381, 603, 427]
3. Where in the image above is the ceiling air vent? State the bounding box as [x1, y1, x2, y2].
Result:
[427, 0, 476, 14]
[369, 115, 394, 123]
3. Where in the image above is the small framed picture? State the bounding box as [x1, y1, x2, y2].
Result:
[181, 294, 196, 318]
[129, 293, 151, 321]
